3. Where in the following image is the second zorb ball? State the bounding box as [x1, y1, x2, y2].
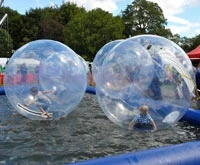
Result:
[94, 35, 195, 131]
[4, 40, 87, 120]
[94, 39, 154, 129]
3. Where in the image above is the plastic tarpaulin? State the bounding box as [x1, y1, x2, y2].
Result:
[187, 45, 200, 60]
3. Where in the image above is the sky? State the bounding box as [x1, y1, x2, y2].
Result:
[1, 0, 200, 38]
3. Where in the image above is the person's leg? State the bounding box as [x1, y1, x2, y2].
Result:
[37, 106, 51, 118]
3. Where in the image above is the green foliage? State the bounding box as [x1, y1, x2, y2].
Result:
[59, 2, 86, 25]
[22, 8, 43, 41]
[0, 0, 199, 60]
[170, 34, 193, 53]
[190, 34, 200, 50]
[122, 0, 171, 38]
[63, 9, 87, 55]
[0, 29, 13, 57]
[64, 8, 125, 60]
[0, 7, 19, 49]
[39, 18, 64, 42]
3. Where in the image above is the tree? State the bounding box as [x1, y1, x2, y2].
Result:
[180, 37, 193, 53]
[0, 7, 23, 50]
[64, 8, 125, 60]
[37, 7, 64, 42]
[190, 34, 200, 51]
[63, 8, 87, 56]
[0, 29, 13, 57]
[59, 2, 85, 26]
[172, 35, 193, 53]
[85, 9, 124, 55]
[39, 18, 64, 42]
[122, 0, 172, 37]
[22, 8, 44, 43]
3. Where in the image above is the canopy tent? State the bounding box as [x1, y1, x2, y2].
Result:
[187, 45, 200, 60]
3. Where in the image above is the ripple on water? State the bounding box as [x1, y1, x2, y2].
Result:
[0, 94, 200, 164]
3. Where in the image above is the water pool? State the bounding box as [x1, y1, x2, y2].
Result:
[0, 94, 200, 164]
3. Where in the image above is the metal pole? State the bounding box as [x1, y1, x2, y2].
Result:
[0, 0, 4, 7]
[0, 13, 8, 26]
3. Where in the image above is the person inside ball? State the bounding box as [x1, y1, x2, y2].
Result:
[128, 105, 157, 131]
[24, 87, 55, 118]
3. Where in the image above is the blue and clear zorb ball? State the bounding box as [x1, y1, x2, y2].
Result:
[92, 40, 123, 83]
[94, 35, 195, 130]
[4, 40, 87, 120]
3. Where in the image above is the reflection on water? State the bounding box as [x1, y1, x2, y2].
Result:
[0, 94, 200, 164]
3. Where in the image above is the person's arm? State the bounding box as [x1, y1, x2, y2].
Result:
[24, 99, 35, 107]
[128, 121, 134, 130]
[42, 87, 56, 94]
[42, 90, 54, 94]
[151, 120, 157, 131]
[148, 114, 157, 131]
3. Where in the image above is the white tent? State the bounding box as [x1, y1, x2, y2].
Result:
[13, 58, 40, 66]
[0, 58, 9, 67]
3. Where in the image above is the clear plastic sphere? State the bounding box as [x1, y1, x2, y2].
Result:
[94, 35, 195, 130]
[4, 40, 87, 120]
[128, 35, 195, 80]
[92, 39, 123, 82]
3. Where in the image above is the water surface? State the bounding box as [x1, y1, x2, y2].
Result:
[0, 94, 200, 164]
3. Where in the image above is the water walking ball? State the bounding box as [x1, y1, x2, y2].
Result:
[92, 39, 123, 82]
[94, 35, 195, 130]
[4, 39, 87, 120]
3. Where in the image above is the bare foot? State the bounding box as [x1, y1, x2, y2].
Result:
[41, 112, 51, 118]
